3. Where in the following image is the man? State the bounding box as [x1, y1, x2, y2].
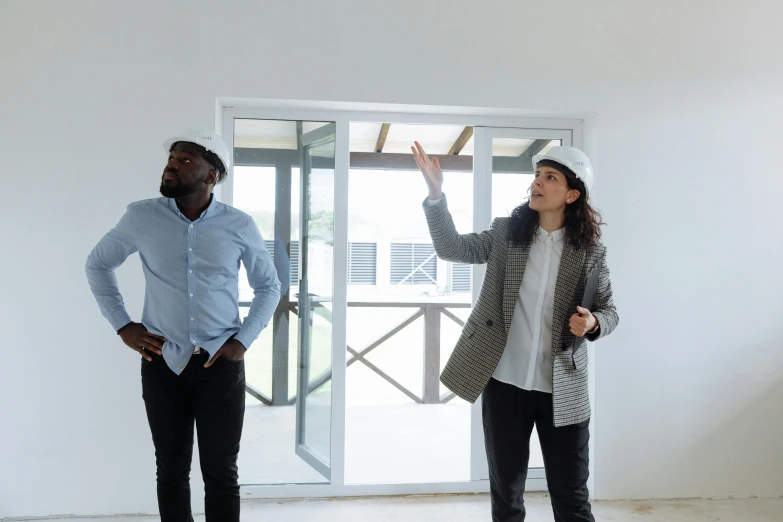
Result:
[86, 128, 281, 521]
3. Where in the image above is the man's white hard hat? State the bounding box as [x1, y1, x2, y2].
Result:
[163, 128, 230, 184]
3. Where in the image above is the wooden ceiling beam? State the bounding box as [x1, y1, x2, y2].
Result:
[448, 126, 474, 155]
[520, 139, 551, 158]
[375, 123, 391, 153]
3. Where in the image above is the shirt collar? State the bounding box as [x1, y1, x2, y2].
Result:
[536, 226, 566, 242]
[201, 194, 218, 218]
[169, 194, 218, 221]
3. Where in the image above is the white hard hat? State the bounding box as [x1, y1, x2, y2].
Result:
[532, 146, 594, 194]
[163, 128, 231, 184]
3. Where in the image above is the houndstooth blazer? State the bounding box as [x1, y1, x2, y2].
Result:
[424, 196, 619, 427]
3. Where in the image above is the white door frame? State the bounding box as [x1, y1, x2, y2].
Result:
[219, 99, 591, 499]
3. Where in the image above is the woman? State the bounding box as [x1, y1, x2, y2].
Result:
[412, 141, 618, 522]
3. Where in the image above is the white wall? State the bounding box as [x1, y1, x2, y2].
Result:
[2, 0, 782, 517]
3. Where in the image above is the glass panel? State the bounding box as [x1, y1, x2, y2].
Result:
[290, 167, 301, 402]
[234, 119, 298, 149]
[348, 122, 384, 153]
[233, 166, 276, 399]
[492, 139, 562, 220]
[296, 129, 336, 476]
[491, 136, 562, 469]
[232, 119, 327, 485]
[345, 122, 473, 484]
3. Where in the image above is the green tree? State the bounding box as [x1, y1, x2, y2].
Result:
[308, 210, 334, 246]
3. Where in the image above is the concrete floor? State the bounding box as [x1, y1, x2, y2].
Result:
[239, 400, 545, 485]
[26, 494, 783, 521]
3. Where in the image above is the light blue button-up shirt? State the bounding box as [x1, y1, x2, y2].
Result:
[86, 196, 281, 374]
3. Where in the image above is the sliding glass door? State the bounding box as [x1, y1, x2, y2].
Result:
[221, 105, 580, 496]
[296, 123, 337, 480]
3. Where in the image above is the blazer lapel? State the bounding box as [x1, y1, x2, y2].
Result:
[503, 240, 529, 334]
[552, 242, 586, 350]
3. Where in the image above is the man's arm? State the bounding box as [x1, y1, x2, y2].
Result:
[234, 218, 282, 350]
[85, 208, 138, 332]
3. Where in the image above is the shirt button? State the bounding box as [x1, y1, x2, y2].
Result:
[178, 365, 184, 371]
[189, 270, 193, 273]
[191, 317, 194, 321]
[189, 248, 192, 252]
[189, 293, 193, 297]
[191, 339, 196, 344]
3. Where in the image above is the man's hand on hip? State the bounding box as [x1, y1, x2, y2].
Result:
[204, 338, 246, 368]
[118, 322, 166, 361]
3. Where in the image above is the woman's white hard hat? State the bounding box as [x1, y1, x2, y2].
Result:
[532, 146, 593, 193]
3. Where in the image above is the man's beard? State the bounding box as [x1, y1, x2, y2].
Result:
[160, 177, 206, 198]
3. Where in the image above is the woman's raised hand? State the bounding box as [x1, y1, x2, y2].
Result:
[411, 141, 443, 200]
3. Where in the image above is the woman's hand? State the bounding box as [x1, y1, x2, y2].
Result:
[411, 141, 444, 200]
[569, 306, 598, 337]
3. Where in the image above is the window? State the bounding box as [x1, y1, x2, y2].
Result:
[264, 239, 375, 286]
[492, 138, 562, 219]
[450, 263, 471, 293]
[347, 242, 377, 285]
[390, 243, 437, 285]
[265, 239, 300, 286]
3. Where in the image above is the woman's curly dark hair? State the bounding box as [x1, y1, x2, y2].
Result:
[509, 160, 604, 249]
